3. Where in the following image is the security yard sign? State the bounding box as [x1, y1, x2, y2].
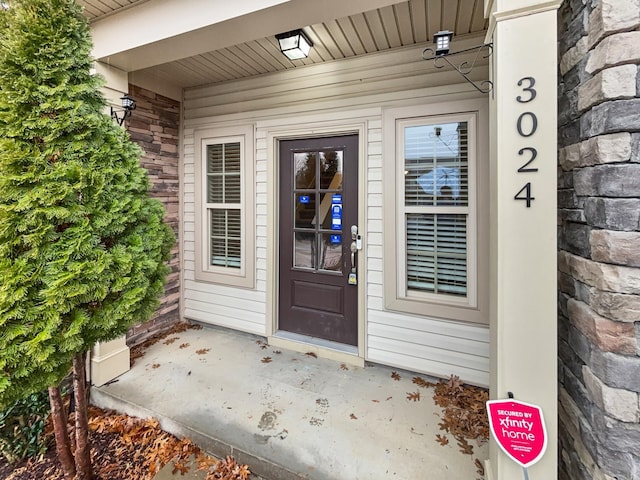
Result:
[487, 399, 547, 474]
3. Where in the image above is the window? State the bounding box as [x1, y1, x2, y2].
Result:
[195, 126, 255, 288]
[383, 101, 488, 324]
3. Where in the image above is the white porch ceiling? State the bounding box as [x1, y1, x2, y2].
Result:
[80, 0, 488, 89]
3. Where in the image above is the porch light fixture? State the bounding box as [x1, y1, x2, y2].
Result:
[110, 94, 136, 126]
[423, 31, 493, 94]
[276, 29, 313, 60]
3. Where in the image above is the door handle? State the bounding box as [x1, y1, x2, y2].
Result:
[350, 241, 358, 271]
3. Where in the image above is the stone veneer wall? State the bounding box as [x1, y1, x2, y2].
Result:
[125, 84, 181, 345]
[557, 0, 640, 479]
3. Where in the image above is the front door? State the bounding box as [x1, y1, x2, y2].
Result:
[278, 135, 359, 346]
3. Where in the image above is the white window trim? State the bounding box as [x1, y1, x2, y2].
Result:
[194, 125, 255, 288]
[383, 99, 489, 325]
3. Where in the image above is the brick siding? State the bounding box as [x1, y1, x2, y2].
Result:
[124, 84, 181, 345]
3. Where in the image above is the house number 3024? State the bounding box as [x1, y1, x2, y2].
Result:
[514, 76, 538, 207]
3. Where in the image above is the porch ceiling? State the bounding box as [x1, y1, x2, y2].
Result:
[80, 0, 488, 90]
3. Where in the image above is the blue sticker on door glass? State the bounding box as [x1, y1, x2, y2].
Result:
[332, 194, 342, 204]
[299, 195, 310, 204]
[331, 204, 342, 218]
[330, 234, 341, 244]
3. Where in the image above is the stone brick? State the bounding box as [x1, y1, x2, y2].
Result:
[560, 4, 590, 55]
[568, 299, 637, 354]
[591, 230, 640, 267]
[578, 66, 638, 111]
[588, 0, 640, 48]
[580, 133, 632, 167]
[559, 142, 582, 171]
[561, 36, 589, 76]
[559, 118, 581, 148]
[560, 250, 640, 294]
[586, 32, 640, 74]
[590, 349, 640, 393]
[574, 164, 640, 197]
[584, 198, 640, 231]
[561, 222, 591, 257]
[569, 324, 592, 364]
[632, 132, 640, 163]
[581, 99, 640, 139]
[583, 366, 639, 422]
[590, 289, 640, 323]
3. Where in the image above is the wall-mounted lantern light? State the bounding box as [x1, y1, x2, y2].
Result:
[423, 31, 493, 94]
[433, 30, 454, 55]
[276, 29, 313, 60]
[110, 94, 136, 126]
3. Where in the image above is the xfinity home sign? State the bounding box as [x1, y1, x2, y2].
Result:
[487, 399, 547, 468]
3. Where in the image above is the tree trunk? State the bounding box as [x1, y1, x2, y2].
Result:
[48, 386, 76, 480]
[73, 352, 94, 480]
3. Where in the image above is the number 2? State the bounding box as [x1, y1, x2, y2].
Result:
[517, 147, 538, 172]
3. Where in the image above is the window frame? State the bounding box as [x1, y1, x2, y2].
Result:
[383, 99, 489, 324]
[194, 125, 255, 288]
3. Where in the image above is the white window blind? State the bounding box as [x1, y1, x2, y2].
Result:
[206, 142, 241, 269]
[403, 121, 469, 298]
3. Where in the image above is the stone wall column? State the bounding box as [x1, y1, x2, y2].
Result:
[486, 1, 561, 479]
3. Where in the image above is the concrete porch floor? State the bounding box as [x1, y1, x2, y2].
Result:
[91, 326, 487, 480]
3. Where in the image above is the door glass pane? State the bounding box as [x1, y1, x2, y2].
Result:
[295, 193, 316, 229]
[295, 152, 316, 189]
[406, 213, 467, 296]
[404, 122, 468, 207]
[319, 233, 343, 271]
[319, 150, 343, 189]
[294, 231, 316, 269]
[318, 192, 342, 230]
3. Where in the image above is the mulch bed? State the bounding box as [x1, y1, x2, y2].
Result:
[0, 405, 250, 480]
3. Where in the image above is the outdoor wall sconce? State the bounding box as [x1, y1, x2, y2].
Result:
[423, 30, 493, 94]
[276, 29, 313, 60]
[110, 94, 136, 126]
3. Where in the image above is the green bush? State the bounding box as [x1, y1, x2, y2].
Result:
[0, 390, 51, 463]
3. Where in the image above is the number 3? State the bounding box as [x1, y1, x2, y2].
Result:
[516, 77, 536, 103]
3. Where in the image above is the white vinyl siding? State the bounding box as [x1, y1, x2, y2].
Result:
[182, 43, 489, 384]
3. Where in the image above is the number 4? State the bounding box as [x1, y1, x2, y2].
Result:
[514, 183, 535, 207]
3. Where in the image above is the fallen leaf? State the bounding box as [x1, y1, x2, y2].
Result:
[305, 351, 318, 358]
[371, 399, 380, 403]
[261, 357, 272, 363]
[350, 413, 358, 420]
[436, 434, 449, 446]
[391, 371, 401, 381]
[340, 363, 349, 370]
[475, 458, 485, 476]
[152, 363, 160, 369]
[195, 348, 210, 355]
[412, 376, 434, 388]
[273, 350, 282, 354]
[163, 337, 179, 345]
[406, 391, 421, 402]
[179, 343, 190, 349]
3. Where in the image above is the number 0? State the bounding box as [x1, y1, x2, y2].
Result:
[517, 112, 538, 137]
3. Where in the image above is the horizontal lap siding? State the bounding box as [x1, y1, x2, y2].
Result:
[182, 41, 489, 384]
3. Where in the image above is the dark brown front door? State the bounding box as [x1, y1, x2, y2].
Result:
[278, 135, 358, 346]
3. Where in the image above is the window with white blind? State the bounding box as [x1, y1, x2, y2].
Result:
[195, 126, 255, 288]
[383, 101, 488, 324]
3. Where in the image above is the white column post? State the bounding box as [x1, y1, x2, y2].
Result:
[89, 62, 131, 387]
[487, 1, 561, 479]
